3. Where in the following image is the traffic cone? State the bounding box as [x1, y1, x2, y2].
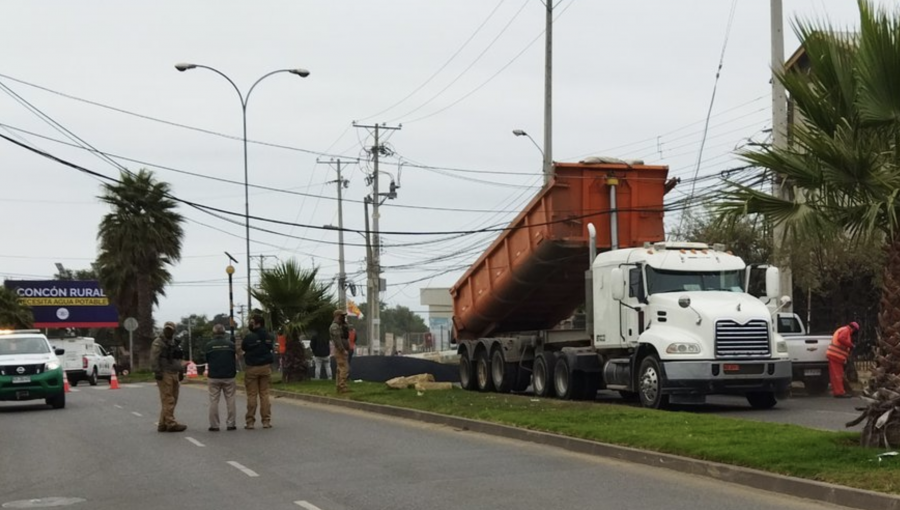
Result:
[109, 368, 120, 390]
[186, 361, 198, 379]
[63, 372, 71, 393]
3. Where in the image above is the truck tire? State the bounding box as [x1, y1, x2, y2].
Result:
[46, 392, 65, 409]
[70, 377, 79, 388]
[491, 349, 514, 393]
[805, 378, 829, 396]
[638, 355, 669, 409]
[533, 353, 556, 398]
[553, 356, 578, 400]
[88, 368, 98, 386]
[746, 391, 778, 409]
[475, 349, 495, 392]
[459, 351, 477, 391]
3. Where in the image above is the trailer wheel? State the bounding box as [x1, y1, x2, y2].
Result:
[746, 391, 778, 409]
[490, 349, 514, 393]
[554, 356, 578, 400]
[638, 355, 669, 409]
[475, 349, 495, 392]
[459, 351, 477, 391]
[533, 353, 556, 398]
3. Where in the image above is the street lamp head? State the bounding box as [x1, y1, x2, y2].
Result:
[289, 68, 311, 78]
[512, 129, 527, 137]
[174, 63, 198, 72]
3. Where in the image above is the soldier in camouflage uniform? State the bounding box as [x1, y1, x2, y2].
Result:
[151, 321, 187, 432]
[330, 310, 351, 393]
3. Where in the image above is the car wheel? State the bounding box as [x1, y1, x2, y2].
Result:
[638, 355, 669, 409]
[88, 368, 98, 386]
[746, 391, 778, 409]
[46, 392, 66, 409]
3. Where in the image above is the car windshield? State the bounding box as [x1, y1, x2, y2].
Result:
[0, 336, 50, 355]
[646, 267, 744, 294]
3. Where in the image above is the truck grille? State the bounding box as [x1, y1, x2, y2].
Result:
[0, 364, 43, 376]
[715, 320, 770, 358]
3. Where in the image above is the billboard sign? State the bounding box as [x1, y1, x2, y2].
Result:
[4, 280, 119, 328]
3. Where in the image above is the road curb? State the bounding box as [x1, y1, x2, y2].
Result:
[262, 387, 899, 510]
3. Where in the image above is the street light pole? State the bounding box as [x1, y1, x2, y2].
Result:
[175, 63, 309, 312]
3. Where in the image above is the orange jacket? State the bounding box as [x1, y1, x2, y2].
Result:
[826, 325, 854, 363]
[348, 329, 357, 350]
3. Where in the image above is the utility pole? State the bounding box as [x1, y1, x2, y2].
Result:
[543, 0, 554, 185]
[353, 122, 401, 356]
[319, 158, 357, 310]
[771, 0, 792, 311]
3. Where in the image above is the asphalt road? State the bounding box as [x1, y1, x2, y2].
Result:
[1, 382, 856, 510]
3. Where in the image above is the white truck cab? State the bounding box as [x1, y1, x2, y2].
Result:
[597, 242, 792, 408]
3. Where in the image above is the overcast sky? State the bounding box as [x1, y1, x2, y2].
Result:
[0, 1, 886, 327]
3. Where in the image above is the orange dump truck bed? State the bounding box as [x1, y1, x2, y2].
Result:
[450, 161, 669, 340]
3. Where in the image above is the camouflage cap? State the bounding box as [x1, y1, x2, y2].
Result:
[333, 309, 348, 317]
[163, 321, 177, 331]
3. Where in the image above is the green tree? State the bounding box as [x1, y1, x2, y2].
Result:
[716, 1, 900, 447]
[352, 302, 428, 352]
[96, 169, 184, 367]
[251, 259, 334, 382]
[0, 286, 33, 329]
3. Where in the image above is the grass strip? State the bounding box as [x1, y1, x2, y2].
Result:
[265, 378, 900, 494]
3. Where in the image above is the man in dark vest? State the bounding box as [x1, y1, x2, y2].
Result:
[241, 314, 273, 429]
[206, 324, 237, 431]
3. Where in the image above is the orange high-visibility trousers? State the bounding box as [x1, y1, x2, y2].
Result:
[828, 358, 846, 396]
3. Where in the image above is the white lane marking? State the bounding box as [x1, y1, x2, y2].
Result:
[294, 501, 323, 510]
[185, 437, 205, 448]
[114, 404, 124, 409]
[69, 388, 80, 393]
[131, 411, 143, 417]
[227, 461, 259, 477]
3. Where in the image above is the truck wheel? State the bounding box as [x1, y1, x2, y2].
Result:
[70, 377, 79, 388]
[746, 391, 778, 409]
[88, 368, 98, 386]
[638, 355, 669, 409]
[554, 356, 578, 400]
[475, 350, 495, 392]
[533, 353, 556, 398]
[805, 378, 829, 396]
[46, 392, 66, 409]
[491, 349, 514, 393]
[459, 352, 477, 391]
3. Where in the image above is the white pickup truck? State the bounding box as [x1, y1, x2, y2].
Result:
[776, 313, 832, 394]
[50, 337, 117, 386]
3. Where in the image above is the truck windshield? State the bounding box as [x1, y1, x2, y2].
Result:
[0, 337, 50, 355]
[646, 267, 744, 294]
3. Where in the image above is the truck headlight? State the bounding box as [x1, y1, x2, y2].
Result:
[666, 342, 701, 354]
[776, 340, 787, 353]
[45, 361, 61, 371]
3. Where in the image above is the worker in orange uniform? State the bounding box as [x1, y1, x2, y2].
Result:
[826, 321, 859, 398]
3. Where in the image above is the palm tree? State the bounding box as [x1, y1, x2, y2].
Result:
[251, 259, 335, 382]
[0, 286, 33, 329]
[717, 1, 900, 447]
[97, 169, 184, 366]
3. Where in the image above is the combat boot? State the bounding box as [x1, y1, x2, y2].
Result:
[167, 423, 187, 432]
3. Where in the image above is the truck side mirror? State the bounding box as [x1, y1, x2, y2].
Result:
[611, 268, 625, 301]
[765, 266, 781, 299]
